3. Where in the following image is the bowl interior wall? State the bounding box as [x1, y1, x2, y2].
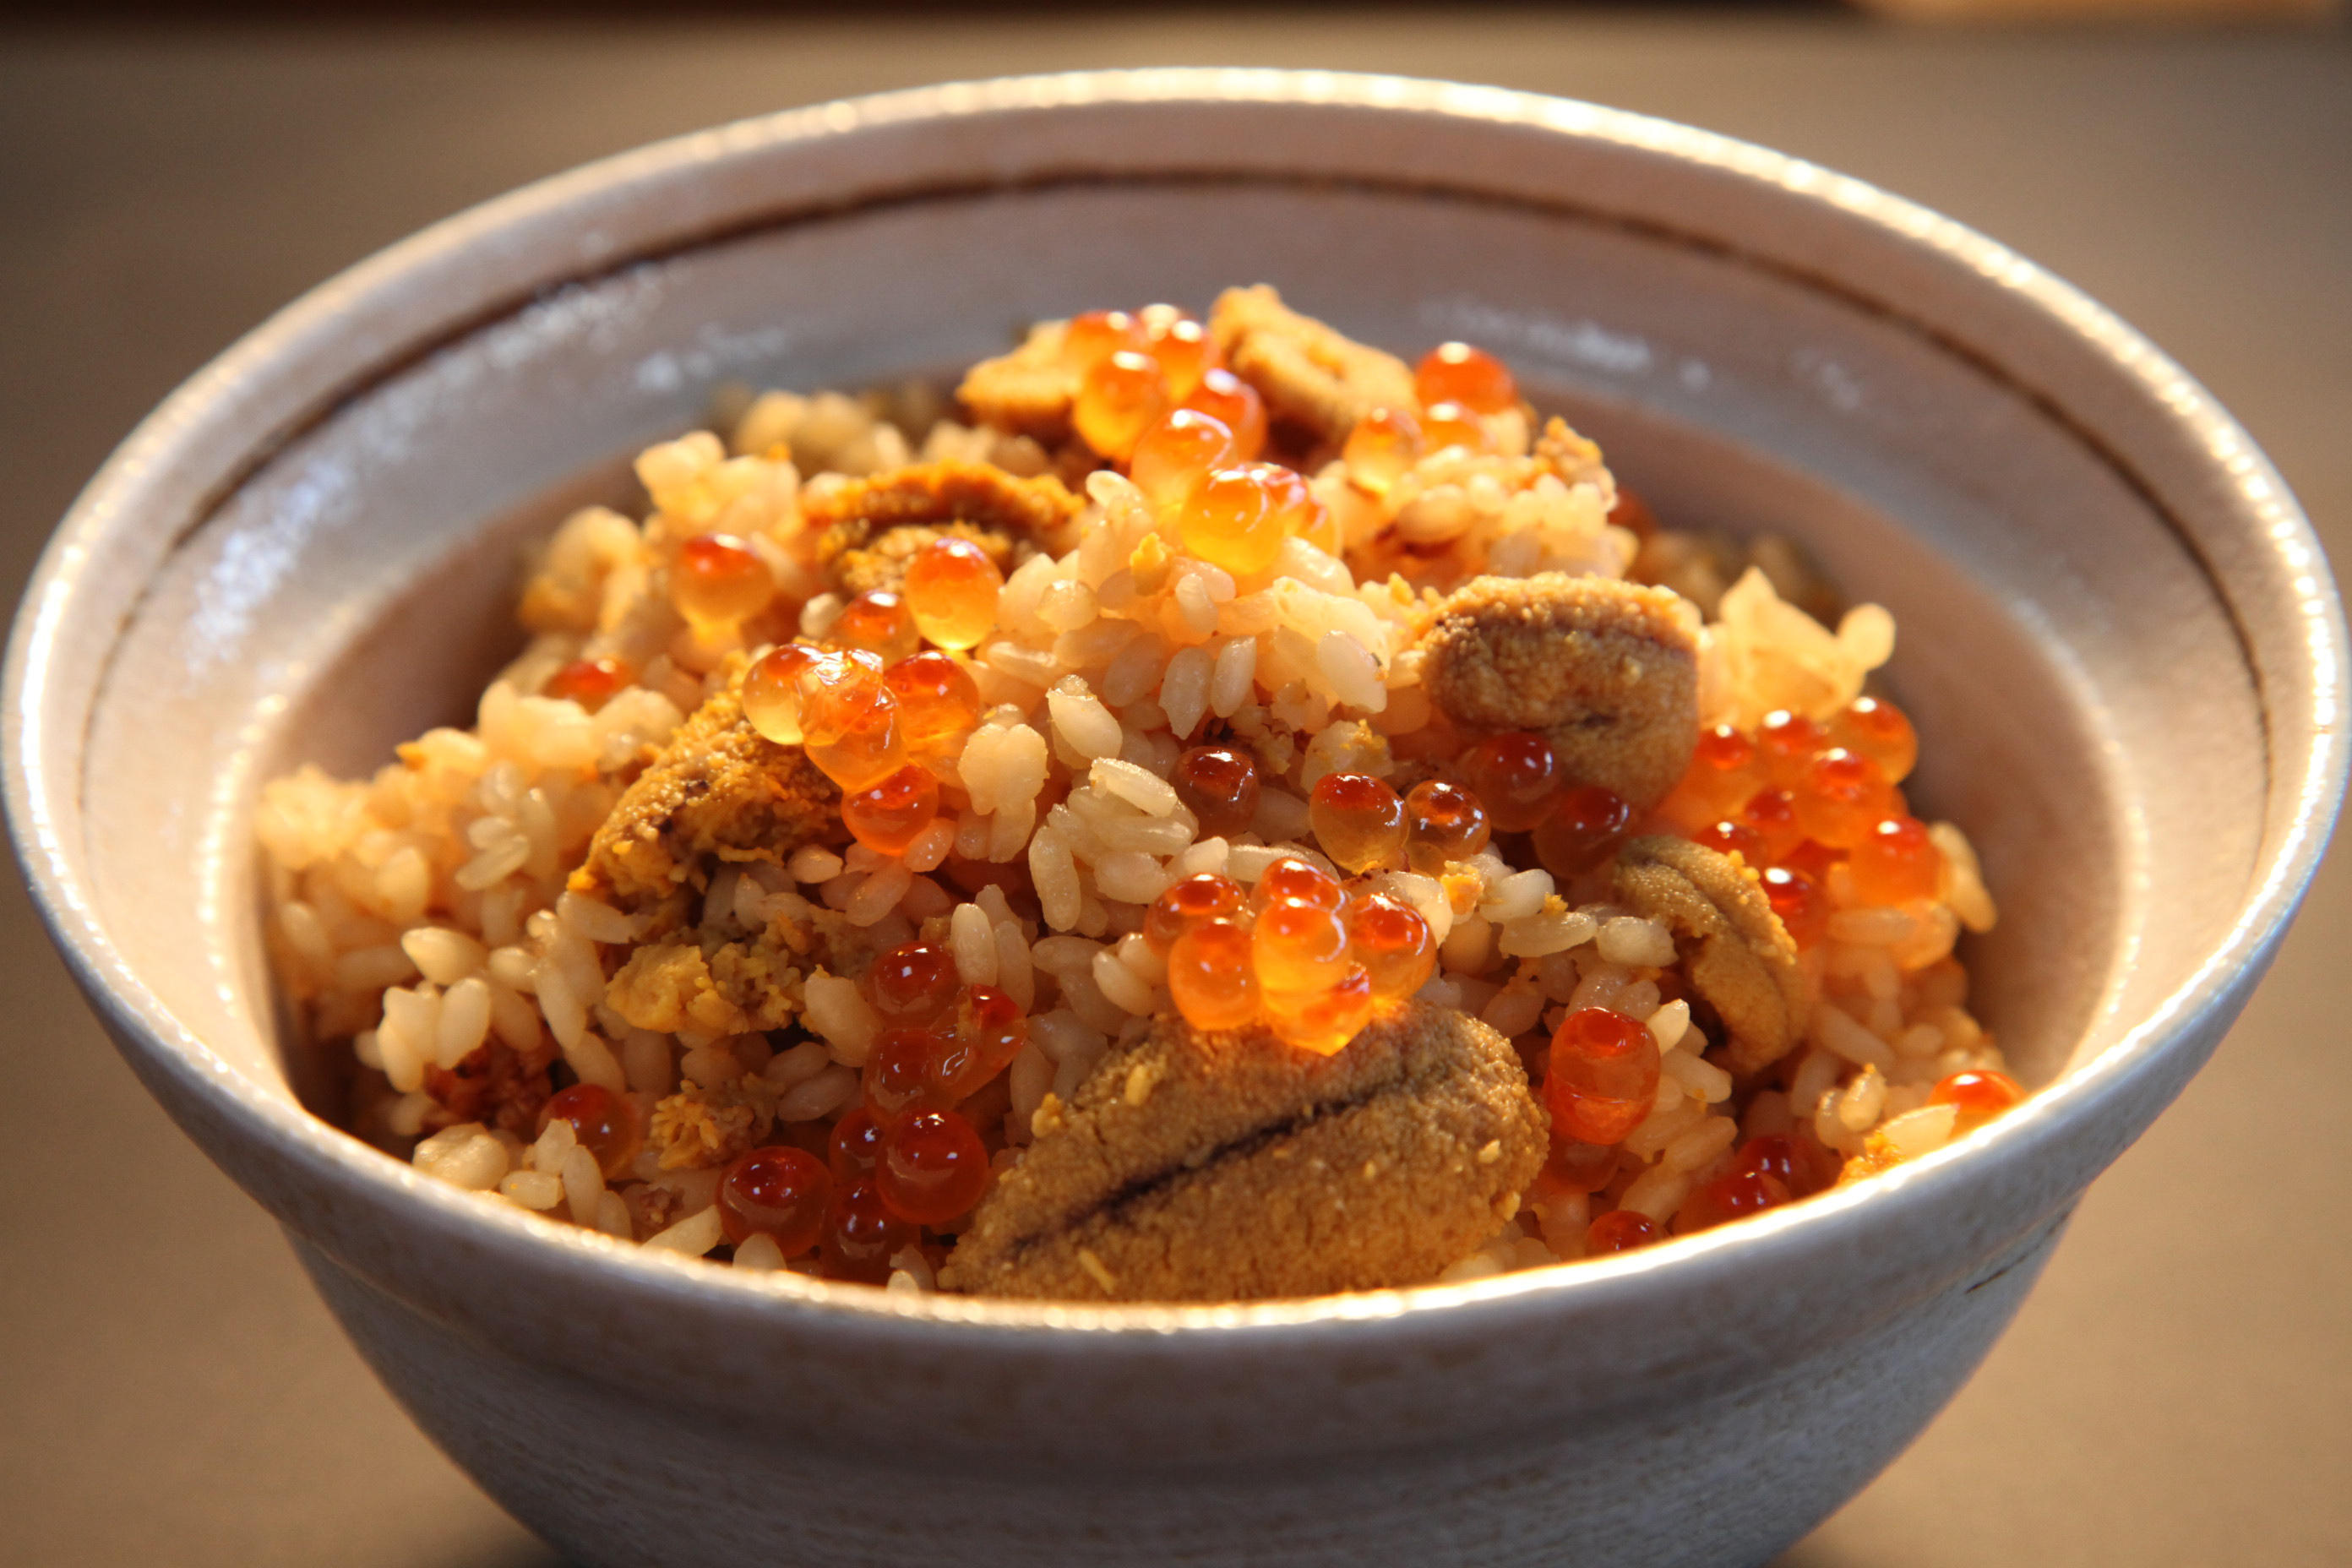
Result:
[75, 179, 2266, 1104]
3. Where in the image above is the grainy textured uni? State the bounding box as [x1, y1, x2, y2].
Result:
[956, 322, 1083, 442]
[1417, 572, 1701, 808]
[1613, 836, 1808, 1074]
[807, 459, 1081, 593]
[943, 1002, 1548, 1301]
[1208, 284, 1418, 449]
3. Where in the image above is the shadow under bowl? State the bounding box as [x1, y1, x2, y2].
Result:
[6, 72, 2340, 1568]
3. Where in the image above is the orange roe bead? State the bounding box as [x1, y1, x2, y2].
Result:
[1538, 1136, 1622, 1196]
[842, 763, 940, 855]
[1074, 348, 1169, 462]
[901, 536, 1004, 651]
[1180, 462, 1317, 576]
[1930, 1069, 2025, 1133]
[1689, 819, 1765, 862]
[1674, 723, 1768, 820]
[1738, 786, 1807, 863]
[1779, 838, 1844, 885]
[1457, 732, 1561, 832]
[1729, 1133, 1837, 1200]
[1850, 815, 1942, 905]
[1675, 1168, 1793, 1234]
[1546, 1007, 1661, 1146]
[1584, 1209, 1659, 1256]
[545, 655, 631, 711]
[883, 650, 982, 751]
[1167, 918, 1260, 1032]
[1060, 308, 1146, 370]
[866, 941, 961, 1025]
[1759, 865, 1830, 949]
[1251, 855, 1346, 913]
[1141, 313, 1215, 401]
[1181, 367, 1267, 460]
[1130, 409, 1237, 514]
[1532, 786, 1636, 879]
[1345, 892, 1436, 1000]
[877, 1108, 990, 1226]
[1171, 743, 1260, 839]
[1268, 964, 1375, 1055]
[1418, 400, 1489, 455]
[862, 1026, 950, 1128]
[742, 642, 827, 744]
[1254, 896, 1353, 998]
[1829, 695, 1919, 783]
[829, 1107, 884, 1182]
[1793, 749, 1897, 850]
[1414, 341, 1518, 415]
[830, 589, 921, 665]
[1403, 777, 1490, 874]
[1756, 710, 1829, 784]
[1342, 406, 1425, 497]
[1309, 771, 1407, 874]
[716, 1146, 831, 1254]
[800, 668, 905, 792]
[672, 532, 774, 630]
[1145, 872, 1248, 955]
[930, 985, 1027, 1102]
[536, 1083, 640, 1179]
[821, 1179, 913, 1282]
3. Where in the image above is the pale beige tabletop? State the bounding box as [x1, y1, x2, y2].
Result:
[2, 17, 2345, 1567]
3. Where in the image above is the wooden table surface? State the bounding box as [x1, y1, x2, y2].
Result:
[2, 16, 2346, 1566]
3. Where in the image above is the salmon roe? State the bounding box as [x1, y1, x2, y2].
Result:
[1130, 409, 1238, 513]
[1930, 1069, 2024, 1133]
[1167, 918, 1260, 1032]
[830, 590, 921, 665]
[1254, 896, 1353, 999]
[1675, 1168, 1793, 1234]
[1689, 818, 1765, 861]
[1180, 367, 1267, 460]
[1457, 732, 1561, 832]
[1739, 787, 1806, 863]
[1729, 1133, 1837, 1200]
[1418, 400, 1489, 455]
[799, 667, 905, 792]
[1829, 695, 1919, 782]
[1141, 311, 1215, 400]
[878, 1108, 990, 1225]
[1403, 777, 1490, 874]
[842, 763, 940, 855]
[1756, 710, 1828, 784]
[1179, 463, 1307, 576]
[716, 1146, 831, 1254]
[862, 1026, 950, 1127]
[1546, 1007, 1661, 1146]
[1851, 815, 1942, 905]
[866, 941, 961, 1025]
[1584, 1209, 1659, 1255]
[536, 1083, 641, 1179]
[1760, 865, 1831, 949]
[1792, 749, 1897, 849]
[1062, 308, 1145, 369]
[1345, 893, 1437, 1000]
[901, 536, 1003, 651]
[821, 1179, 913, 1282]
[932, 986, 1027, 1102]
[671, 532, 773, 629]
[1266, 964, 1375, 1056]
[741, 642, 827, 745]
[1309, 771, 1407, 874]
[1074, 348, 1168, 462]
[883, 651, 983, 751]
[1414, 341, 1517, 414]
[545, 655, 631, 710]
[1532, 786, 1635, 880]
[1342, 406, 1424, 496]
[828, 1107, 884, 1181]
[1252, 855, 1346, 912]
[1172, 744, 1261, 838]
[1145, 872, 1249, 955]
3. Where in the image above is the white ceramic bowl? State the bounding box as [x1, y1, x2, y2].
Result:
[6, 72, 2341, 1568]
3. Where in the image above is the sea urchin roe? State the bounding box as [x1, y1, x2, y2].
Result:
[716, 1145, 831, 1254]
[901, 536, 1003, 651]
[1531, 785, 1635, 880]
[1145, 872, 1249, 955]
[1074, 348, 1168, 462]
[1414, 341, 1518, 415]
[1930, 1069, 2024, 1133]
[1171, 744, 1260, 838]
[1130, 409, 1238, 513]
[1544, 1007, 1660, 1146]
[1167, 917, 1260, 1032]
[537, 1083, 641, 1179]
[822, 1179, 915, 1282]
[882, 650, 982, 751]
[1675, 1168, 1792, 1234]
[1342, 406, 1424, 496]
[545, 655, 632, 710]
[1309, 771, 1407, 874]
[878, 1108, 991, 1225]
[671, 532, 773, 631]
[1457, 732, 1561, 833]
[1584, 1209, 1658, 1255]
[1345, 892, 1436, 1000]
[1180, 366, 1267, 460]
[1829, 695, 1919, 782]
[1403, 778, 1490, 874]
[842, 764, 941, 855]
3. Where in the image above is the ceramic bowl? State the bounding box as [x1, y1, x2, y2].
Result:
[6, 71, 2340, 1568]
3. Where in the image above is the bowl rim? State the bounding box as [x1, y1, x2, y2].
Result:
[7, 68, 2343, 1342]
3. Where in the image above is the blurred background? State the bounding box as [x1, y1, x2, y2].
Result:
[1, 6, 2345, 1568]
